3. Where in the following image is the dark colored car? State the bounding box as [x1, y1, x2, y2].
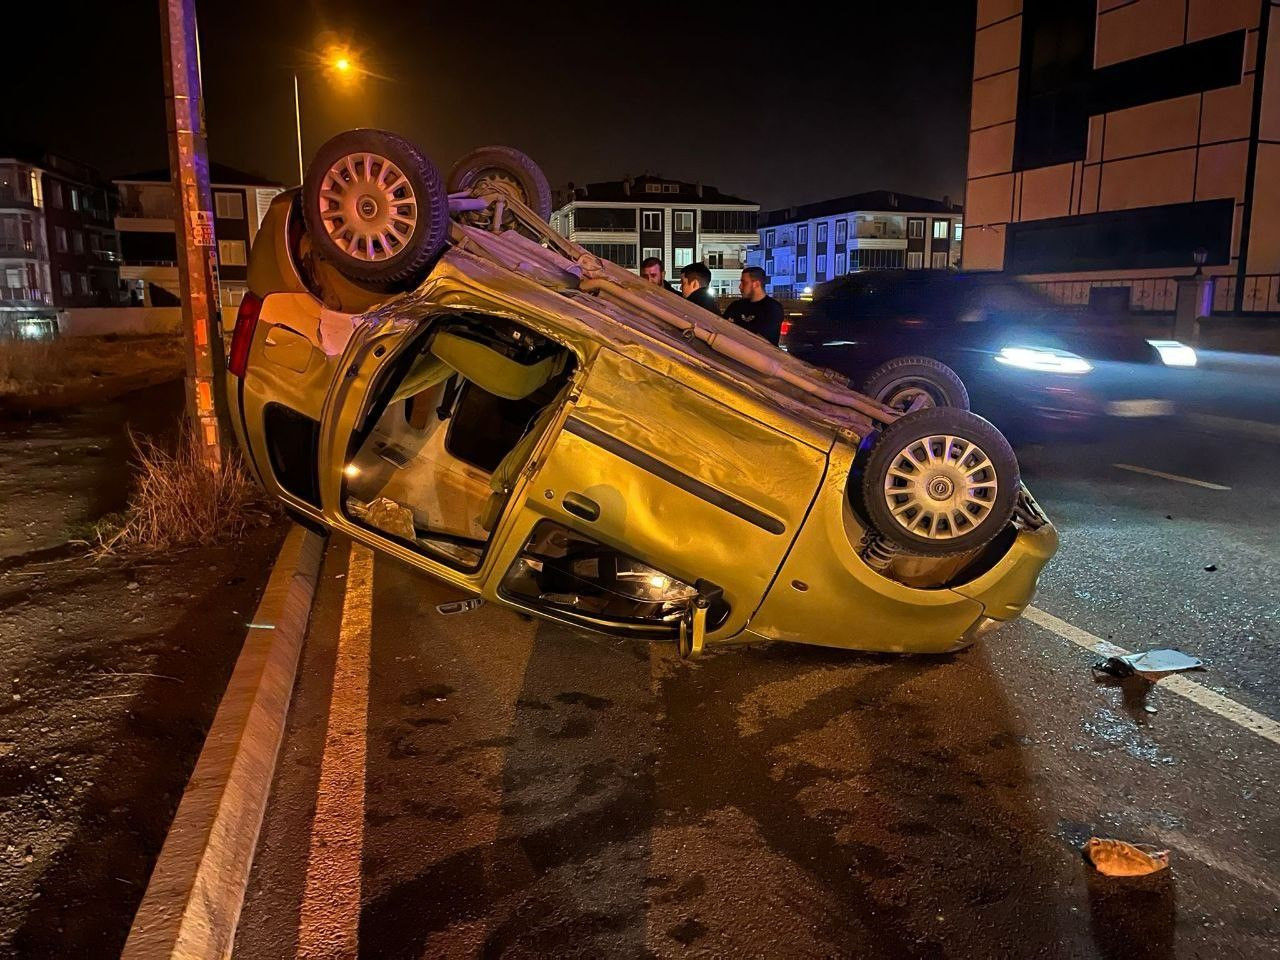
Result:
[781, 271, 1197, 436]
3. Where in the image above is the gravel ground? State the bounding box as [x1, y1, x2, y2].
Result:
[0, 383, 286, 959]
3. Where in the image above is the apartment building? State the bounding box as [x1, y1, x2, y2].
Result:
[550, 176, 759, 296]
[964, 0, 1279, 316]
[753, 192, 963, 298]
[114, 164, 283, 316]
[0, 148, 121, 336]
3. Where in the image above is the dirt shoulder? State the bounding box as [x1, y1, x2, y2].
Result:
[0, 385, 288, 958]
[0, 336, 184, 414]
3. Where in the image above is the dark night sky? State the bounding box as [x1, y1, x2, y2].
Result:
[12, 1, 976, 211]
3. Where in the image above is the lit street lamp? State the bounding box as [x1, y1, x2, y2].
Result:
[293, 47, 365, 185]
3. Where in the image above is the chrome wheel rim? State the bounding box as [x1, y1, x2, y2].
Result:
[318, 152, 417, 261]
[882, 434, 998, 540]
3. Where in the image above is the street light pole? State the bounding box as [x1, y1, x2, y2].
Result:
[158, 0, 223, 472]
[293, 73, 304, 186]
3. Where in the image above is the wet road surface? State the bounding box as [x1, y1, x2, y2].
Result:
[234, 371, 1280, 959]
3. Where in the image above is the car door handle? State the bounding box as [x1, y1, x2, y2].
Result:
[562, 492, 600, 522]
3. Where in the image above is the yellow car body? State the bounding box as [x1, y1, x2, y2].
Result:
[228, 189, 1057, 657]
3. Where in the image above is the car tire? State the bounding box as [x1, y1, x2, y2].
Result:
[447, 146, 553, 221]
[302, 128, 449, 288]
[861, 407, 1019, 557]
[862, 356, 970, 412]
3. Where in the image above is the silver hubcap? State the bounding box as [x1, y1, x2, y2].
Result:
[318, 152, 418, 261]
[883, 434, 998, 540]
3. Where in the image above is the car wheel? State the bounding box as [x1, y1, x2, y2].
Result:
[861, 407, 1018, 557]
[302, 128, 449, 288]
[862, 356, 970, 412]
[447, 146, 553, 221]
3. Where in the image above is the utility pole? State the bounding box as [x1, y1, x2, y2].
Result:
[159, 0, 223, 471]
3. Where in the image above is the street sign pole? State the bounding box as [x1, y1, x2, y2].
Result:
[159, 0, 223, 472]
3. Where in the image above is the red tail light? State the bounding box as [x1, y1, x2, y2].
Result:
[227, 292, 263, 378]
[780, 320, 793, 337]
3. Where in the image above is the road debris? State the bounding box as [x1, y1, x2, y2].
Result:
[435, 598, 485, 616]
[1204, 564, 1218, 572]
[1084, 838, 1171, 877]
[1092, 649, 1204, 680]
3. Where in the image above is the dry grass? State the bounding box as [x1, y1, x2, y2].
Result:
[96, 429, 278, 553]
[0, 335, 183, 406]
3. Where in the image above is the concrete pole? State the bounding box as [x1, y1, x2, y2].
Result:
[159, 0, 223, 471]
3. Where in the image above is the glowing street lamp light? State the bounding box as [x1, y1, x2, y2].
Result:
[293, 45, 367, 184]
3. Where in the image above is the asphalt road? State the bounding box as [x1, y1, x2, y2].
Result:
[234, 357, 1280, 960]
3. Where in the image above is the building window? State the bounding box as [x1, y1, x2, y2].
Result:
[663, 184, 678, 193]
[78, 274, 91, 295]
[218, 239, 247, 266]
[580, 242, 638, 267]
[223, 284, 247, 307]
[954, 223, 963, 243]
[642, 210, 662, 232]
[706, 251, 723, 268]
[765, 258, 774, 274]
[797, 224, 809, 246]
[674, 211, 694, 232]
[29, 172, 42, 208]
[765, 229, 775, 248]
[931, 251, 950, 268]
[836, 220, 847, 244]
[835, 253, 846, 274]
[215, 191, 245, 219]
[55, 227, 68, 253]
[72, 231, 84, 254]
[817, 222, 828, 243]
[796, 255, 808, 277]
[907, 251, 924, 269]
[673, 246, 694, 268]
[49, 183, 62, 209]
[642, 246, 662, 262]
[932, 219, 950, 239]
[70, 188, 80, 211]
[645, 183, 662, 193]
[908, 218, 925, 239]
[816, 253, 827, 275]
[60, 271, 72, 296]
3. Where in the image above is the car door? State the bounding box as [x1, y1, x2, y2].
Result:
[483, 347, 830, 642]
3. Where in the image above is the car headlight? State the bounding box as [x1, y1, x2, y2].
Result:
[1147, 339, 1197, 367]
[994, 345, 1093, 375]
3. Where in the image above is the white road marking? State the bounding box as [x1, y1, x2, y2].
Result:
[298, 543, 375, 959]
[1112, 462, 1231, 490]
[1023, 605, 1280, 748]
[1185, 412, 1280, 443]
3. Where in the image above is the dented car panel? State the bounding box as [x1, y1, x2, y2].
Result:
[230, 163, 1057, 658]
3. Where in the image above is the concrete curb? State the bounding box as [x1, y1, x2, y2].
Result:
[122, 525, 326, 960]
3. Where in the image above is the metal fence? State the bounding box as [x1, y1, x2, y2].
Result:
[1028, 274, 1280, 316]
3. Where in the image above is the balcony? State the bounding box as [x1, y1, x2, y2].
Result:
[0, 286, 48, 304]
[0, 187, 36, 209]
[0, 239, 42, 258]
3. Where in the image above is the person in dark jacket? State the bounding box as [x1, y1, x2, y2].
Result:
[640, 256, 677, 293]
[679, 261, 719, 315]
[724, 266, 784, 345]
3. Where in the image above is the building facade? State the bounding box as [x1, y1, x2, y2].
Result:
[0, 149, 122, 336]
[752, 192, 964, 298]
[550, 176, 759, 297]
[964, 0, 1280, 316]
[115, 164, 283, 319]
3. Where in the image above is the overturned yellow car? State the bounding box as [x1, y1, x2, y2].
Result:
[225, 129, 1057, 658]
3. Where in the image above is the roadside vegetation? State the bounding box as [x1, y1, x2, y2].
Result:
[0, 335, 183, 410]
[94, 429, 277, 552]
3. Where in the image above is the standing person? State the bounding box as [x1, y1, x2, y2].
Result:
[724, 266, 784, 345]
[679, 261, 720, 316]
[640, 256, 676, 292]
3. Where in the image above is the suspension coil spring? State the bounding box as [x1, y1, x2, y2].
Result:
[860, 534, 898, 571]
